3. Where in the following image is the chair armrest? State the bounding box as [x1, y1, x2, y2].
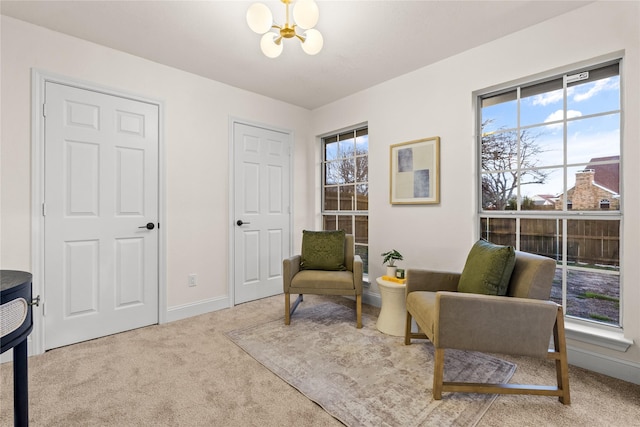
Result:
[283, 255, 301, 292]
[406, 269, 461, 294]
[434, 291, 559, 358]
[353, 255, 363, 294]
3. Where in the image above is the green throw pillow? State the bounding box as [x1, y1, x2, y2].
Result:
[457, 240, 516, 296]
[300, 230, 346, 271]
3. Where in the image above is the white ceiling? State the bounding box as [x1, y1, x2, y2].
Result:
[1, 0, 592, 110]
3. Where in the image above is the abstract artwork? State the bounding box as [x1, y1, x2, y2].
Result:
[390, 136, 440, 204]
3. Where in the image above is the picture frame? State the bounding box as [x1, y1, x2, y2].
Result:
[389, 136, 440, 205]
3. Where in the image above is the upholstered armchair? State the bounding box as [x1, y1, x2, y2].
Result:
[404, 240, 570, 404]
[283, 230, 363, 328]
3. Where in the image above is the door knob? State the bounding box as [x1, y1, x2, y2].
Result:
[236, 220, 251, 226]
[138, 223, 155, 230]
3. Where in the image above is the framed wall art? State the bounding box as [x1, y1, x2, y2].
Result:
[389, 136, 440, 205]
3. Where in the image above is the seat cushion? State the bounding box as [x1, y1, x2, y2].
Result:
[457, 239, 516, 296]
[406, 291, 438, 340]
[300, 230, 346, 271]
[290, 270, 354, 291]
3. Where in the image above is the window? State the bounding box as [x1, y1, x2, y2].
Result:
[478, 61, 621, 327]
[322, 127, 369, 275]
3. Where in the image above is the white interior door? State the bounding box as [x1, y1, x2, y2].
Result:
[44, 82, 159, 350]
[233, 122, 291, 304]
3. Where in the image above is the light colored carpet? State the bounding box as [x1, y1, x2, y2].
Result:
[1, 294, 640, 426]
[226, 302, 515, 427]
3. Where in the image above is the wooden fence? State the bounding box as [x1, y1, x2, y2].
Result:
[481, 218, 619, 267]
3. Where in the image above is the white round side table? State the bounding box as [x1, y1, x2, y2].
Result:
[375, 276, 407, 336]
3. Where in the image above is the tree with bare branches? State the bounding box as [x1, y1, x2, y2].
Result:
[481, 120, 548, 210]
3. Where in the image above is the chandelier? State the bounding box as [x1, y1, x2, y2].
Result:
[246, 0, 323, 58]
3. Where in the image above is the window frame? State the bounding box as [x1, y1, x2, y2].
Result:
[475, 58, 629, 349]
[321, 126, 369, 276]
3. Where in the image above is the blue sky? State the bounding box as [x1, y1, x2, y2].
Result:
[325, 134, 368, 161]
[482, 76, 620, 197]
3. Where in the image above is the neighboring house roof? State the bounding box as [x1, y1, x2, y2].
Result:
[544, 156, 620, 206]
[532, 194, 558, 205]
[586, 156, 620, 194]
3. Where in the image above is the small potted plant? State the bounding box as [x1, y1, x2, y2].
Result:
[381, 249, 403, 278]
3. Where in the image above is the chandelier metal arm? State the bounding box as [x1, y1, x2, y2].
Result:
[284, 0, 292, 28]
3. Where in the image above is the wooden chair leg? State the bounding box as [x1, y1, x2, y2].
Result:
[284, 293, 290, 325]
[553, 306, 571, 405]
[404, 311, 413, 345]
[433, 348, 445, 400]
[404, 309, 428, 343]
[356, 294, 362, 329]
[285, 294, 304, 325]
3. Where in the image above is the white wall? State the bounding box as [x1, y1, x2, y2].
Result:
[311, 1, 640, 382]
[0, 16, 312, 317]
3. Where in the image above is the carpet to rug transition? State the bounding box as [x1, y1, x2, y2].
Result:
[226, 302, 516, 427]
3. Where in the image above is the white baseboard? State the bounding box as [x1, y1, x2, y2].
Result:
[2, 298, 231, 364]
[568, 345, 640, 385]
[165, 296, 230, 323]
[363, 290, 381, 308]
[163, 290, 379, 325]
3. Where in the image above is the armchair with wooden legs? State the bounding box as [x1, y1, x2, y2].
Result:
[283, 231, 363, 328]
[404, 243, 570, 404]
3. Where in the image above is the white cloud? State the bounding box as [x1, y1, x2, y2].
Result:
[572, 77, 618, 102]
[567, 110, 583, 120]
[532, 89, 563, 106]
[531, 77, 619, 106]
[544, 109, 582, 123]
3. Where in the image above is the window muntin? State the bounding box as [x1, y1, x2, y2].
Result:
[322, 127, 369, 274]
[478, 61, 621, 327]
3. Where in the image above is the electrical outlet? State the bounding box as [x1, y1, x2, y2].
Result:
[188, 274, 197, 287]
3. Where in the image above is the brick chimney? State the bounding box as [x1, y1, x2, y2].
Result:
[575, 169, 595, 189]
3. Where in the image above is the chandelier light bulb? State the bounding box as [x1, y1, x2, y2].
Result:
[260, 32, 283, 58]
[301, 28, 323, 55]
[247, 2, 273, 34]
[247, 0, 322, 57]
[293, 0, 319, 30]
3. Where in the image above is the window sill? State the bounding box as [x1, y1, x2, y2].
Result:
[362, 275, 370, 287]
[565, 319, 634, 352]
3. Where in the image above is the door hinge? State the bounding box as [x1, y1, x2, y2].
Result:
[42, 202, 46, 216]
[29, 295, 41, 307]
[42, 103, 47, 117]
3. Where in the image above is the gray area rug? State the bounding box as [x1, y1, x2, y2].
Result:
[226, 302, 516, 427]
